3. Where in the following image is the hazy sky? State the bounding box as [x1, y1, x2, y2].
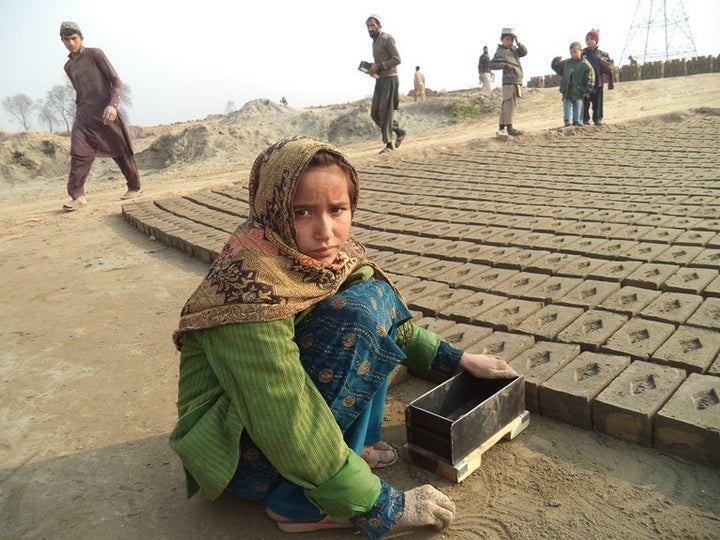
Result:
[1, 0, 718, 130]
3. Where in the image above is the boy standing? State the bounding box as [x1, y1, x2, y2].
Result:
[59, 21, 142, 211]
[582, 29, 612, 125]
[489, 28, 527, 140]
[552, 42, 595, 126]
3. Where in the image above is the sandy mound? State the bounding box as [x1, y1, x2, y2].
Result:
[0, 90, 507, 181]
[0, 131, 70, 183]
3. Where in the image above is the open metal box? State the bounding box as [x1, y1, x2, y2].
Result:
[405, 372, 527, 478]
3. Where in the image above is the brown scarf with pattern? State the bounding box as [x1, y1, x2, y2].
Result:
[173, 137, 380, 349]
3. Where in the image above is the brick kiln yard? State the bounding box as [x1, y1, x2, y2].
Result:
[2, 74, 720, 539]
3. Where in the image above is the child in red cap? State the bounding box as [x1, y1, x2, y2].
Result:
[582, 29, 613, 125]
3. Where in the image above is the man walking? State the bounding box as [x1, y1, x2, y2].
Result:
[413, 66, 426, 102]
[364, 14, 406, 154]
[59, 21, 142, 211]
[478, 46, 492, 93]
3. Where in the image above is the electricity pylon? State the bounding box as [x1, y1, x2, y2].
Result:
[620, 0, 697, 65]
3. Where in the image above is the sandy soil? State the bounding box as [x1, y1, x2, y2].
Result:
[2, 74, 720, 539]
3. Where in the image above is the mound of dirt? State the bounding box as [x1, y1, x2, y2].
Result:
[0, 131, 70, 183]
[136, 125, 222, 169]
[221, 99, 291, 122]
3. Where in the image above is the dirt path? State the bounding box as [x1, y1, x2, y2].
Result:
[2, 74, 719, 539]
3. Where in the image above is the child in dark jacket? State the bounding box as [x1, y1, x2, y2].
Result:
[489, 27, 527, 139]
[582, 29, 612, 125]
[552, 42, 595, 126]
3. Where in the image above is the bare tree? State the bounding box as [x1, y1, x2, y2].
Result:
[38, 100, 59, 133]
[117, 83, 134, 124]
[45, 82, 76, 132]
[225, 100, 237, 115]
[2, 94, 37, 130]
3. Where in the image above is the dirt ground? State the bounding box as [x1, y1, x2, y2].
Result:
[2, 74, 720, 539]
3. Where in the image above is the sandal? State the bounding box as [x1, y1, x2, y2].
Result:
[362, 441, 398, 469]
[265, 508, 353, 533]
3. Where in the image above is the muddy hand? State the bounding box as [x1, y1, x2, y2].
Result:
[459, 352, 518, 379]
[397, 484, 455, 531]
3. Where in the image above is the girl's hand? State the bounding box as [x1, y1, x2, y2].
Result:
[459, 352, 518, 379]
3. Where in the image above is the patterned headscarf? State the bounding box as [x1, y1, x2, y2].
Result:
[173, 136, 378, 348]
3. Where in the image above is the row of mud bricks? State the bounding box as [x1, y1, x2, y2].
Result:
[123, 193, 720, 469]
[122, 115, 720, 469]
[529, 54, 719, 88]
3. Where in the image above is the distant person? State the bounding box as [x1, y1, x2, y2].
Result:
[627, 55, 641, 81]
[489, 28, 527, 139]
[478, 45, 492, 93]
[59, 21, 142, 211]
[413, 66, 426, 101]
[169, 136, 518, 537]
[364, 14, 406, 153]
[280, 96, 288, 106]
[552, 42, 595, 127]
[582, 29, 613, 125]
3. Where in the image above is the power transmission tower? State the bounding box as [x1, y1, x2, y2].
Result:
[620, 0, 697, 65]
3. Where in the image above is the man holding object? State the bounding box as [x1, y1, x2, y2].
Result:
[365, 15, 406, 154]
[59, 21, 142, 211]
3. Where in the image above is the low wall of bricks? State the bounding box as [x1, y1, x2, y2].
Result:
[528, 54, 719, 88]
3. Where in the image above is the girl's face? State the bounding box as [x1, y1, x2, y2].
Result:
[292, 164, 352, 266]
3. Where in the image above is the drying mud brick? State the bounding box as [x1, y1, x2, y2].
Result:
[409, 284, 475, 316]
[602, 317, 676, 360]
[441, 323, 494, 351]
[473, 298, 544, 330]
[509, 342, 582, 412]
[526, 252, 583, 275]
[492, 271, 550, 297]
[654, 245, 704, 266]
[588, 260, 643, 282]
[383, 272, 421, 292]
[690, 248, 720, 270]
[521, 275, 583, 303]
[593, 361, 686, 446]
[598, 286, 662, 316]
[703, 273, 720, 297]
[639, 292, 703, 325]
[405, 258, 466, 279]
[662, 267, 719, 294]
[514, 304, 585, 340]
[557, 279, 621, 309]
[539, 352, 631, 429]
[554, 256, 606, 279]
[654, 373, 720, 467]
[442, 290, 508, 323]
[652, 326, 720, 373]
[440, 262, 494, 285]
[621, 241, 673, 262]
[686, 297, 720, 329]
[623, 263, 680, 289]
[465, 331, 535, 361]
[412, 316, 456, 334]
[557, 309, 628, 351]
[674, 230, 717, 247]
[639, 226, 684, 244]
[400, 279, 448, 304]
[462, 267, 519, 292]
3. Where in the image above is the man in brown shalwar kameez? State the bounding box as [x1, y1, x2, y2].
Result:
[59, 21, 142, 211]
